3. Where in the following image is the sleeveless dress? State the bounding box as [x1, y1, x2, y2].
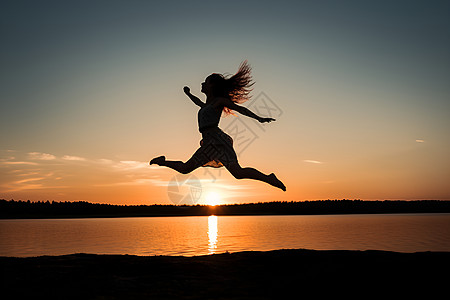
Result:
[191, 102, 238, 168]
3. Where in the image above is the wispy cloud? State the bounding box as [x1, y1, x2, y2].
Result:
[4, 184, 44, 193]
[28, 152, 56, 160]
[2, 172, 68, 193]
[4, 183, 70, 193]
[0, 156, 15, 162]
[2, 161, 39, 165]
[16, 171, 40, 177]
[303, 160, 323, 164]
[62, 155, 86, 161]
[13, 177, 46, 184]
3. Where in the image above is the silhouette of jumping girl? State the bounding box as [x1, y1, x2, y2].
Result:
[150, 61, 286, 191]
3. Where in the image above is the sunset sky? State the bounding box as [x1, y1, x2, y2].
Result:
[1, 0, 449, 205]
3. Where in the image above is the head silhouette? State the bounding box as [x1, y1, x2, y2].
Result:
[202, 61, 254, 115]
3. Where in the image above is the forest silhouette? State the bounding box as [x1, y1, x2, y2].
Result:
[1, 199, 449, 219]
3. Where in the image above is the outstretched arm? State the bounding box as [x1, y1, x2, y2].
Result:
[220, 98, 275, 123]
[183, 86, 205, 107]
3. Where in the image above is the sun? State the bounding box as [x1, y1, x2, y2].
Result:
[205, 191, 221, 206]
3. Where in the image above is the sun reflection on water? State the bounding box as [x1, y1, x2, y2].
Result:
[208, 215, 218, 254]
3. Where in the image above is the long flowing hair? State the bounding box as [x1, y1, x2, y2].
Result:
[207, 60, 254, 115]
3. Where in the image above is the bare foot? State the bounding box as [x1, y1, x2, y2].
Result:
[268, 173, 286, 191]
[150, 156, 165, 165]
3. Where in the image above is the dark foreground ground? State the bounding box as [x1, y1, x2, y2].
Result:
[1, 249, 449, 299]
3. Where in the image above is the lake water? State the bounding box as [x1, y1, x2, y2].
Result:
[1, 214, 449, 257]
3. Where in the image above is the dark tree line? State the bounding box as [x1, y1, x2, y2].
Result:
[1, 199, 449, 219]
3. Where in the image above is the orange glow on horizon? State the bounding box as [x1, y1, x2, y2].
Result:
[204, 191, 221, 206]
[1, 139, 450, 205]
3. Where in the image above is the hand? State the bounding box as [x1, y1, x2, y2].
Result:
[259, 117, 276, 123]
[183, 86, 190, 94]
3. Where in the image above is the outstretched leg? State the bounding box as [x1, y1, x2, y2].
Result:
[150, 155, 202, 174]
[225, 162, 286, 191]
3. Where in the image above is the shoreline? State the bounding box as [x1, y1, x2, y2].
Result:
[1, 212, 450, 221]
[2, 249, 449, 299]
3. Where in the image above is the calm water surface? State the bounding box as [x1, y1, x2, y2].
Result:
[1, 214, 449, 257]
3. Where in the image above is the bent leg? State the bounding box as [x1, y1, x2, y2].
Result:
[225, 162, 286, 191]
[226, 162, 268, 181]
